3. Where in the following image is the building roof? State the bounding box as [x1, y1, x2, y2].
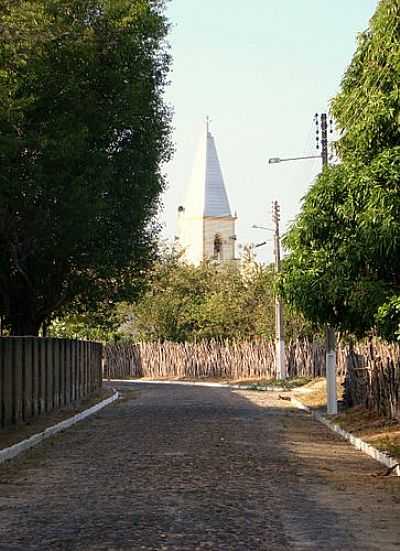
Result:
[184, 121, 232, 218]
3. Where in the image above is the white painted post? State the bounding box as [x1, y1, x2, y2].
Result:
[275, 325, 286, 380]
[326, 325, 337, 415]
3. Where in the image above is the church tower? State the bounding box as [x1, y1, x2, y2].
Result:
[177, 120, 237, 265]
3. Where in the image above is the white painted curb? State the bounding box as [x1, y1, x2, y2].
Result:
[0, 391, 120, 465]
[291, 397, 400, 477]
[105, 378, 285, 392]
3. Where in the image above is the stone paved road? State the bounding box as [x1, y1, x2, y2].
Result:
[0, 383, 399, 551]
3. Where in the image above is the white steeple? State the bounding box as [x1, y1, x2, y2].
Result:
[177, 119, 237, 265]
[184, 118, 232, 218]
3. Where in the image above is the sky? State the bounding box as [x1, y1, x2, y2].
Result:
[161, 0, 379, 263]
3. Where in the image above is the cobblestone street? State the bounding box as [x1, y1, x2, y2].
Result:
[0, 383, 399, 550]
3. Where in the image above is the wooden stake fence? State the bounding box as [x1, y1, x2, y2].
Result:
[344, 340, 400, 419]
[104, 339, 339, 381]
[105, 338, 400, 419]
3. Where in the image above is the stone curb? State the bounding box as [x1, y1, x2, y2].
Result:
[0, 390, 120, 465]
[291, 397, 400, 477]
[105, 378, 285, 392]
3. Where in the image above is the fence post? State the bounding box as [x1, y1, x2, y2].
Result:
[39, 338, 46, 415]
[65, 340, 71, 406]
[13, 339, 23, 424]
[32, 338, 40, 417]
[53, 339, 60, 409]
[0, 338, 3, 428]
[2, 339, 13, 426]
[46, 338, 53, 413]
[23, 338, 34, 421]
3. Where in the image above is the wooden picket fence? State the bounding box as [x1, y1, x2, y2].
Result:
[104, 339, 344, 381]
[0, 337, 103, 429]
[344, 340, 400, 419]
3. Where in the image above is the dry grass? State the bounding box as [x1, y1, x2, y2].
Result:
[292, 379, 400, 462]
[333, 406, 400, 461]
[236, 377, 313, 391]
[292, 377, 345, 408]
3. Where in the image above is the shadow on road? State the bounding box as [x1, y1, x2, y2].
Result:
[0, 381, 398, 550]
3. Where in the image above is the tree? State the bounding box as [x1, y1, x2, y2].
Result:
[0, 0, 172, 335]
[120, 250, 216, 342]
[281, 0, 400, 337]
[119, 247, 311, 342]
[49, 307, 120, 342]
[331, 0, 400, 165]
[281, 159, 397, 335]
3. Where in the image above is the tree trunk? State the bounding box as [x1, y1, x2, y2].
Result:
[10, 316, 41, 336]
[8, 297, 41, 336]
[4, 284, 43, 336]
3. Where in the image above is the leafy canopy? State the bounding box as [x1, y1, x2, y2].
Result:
[282, 0, 400, 338]
[332, 0, 400, 163]
[118, 248, 313, 343]
[0, 0, 172, 335]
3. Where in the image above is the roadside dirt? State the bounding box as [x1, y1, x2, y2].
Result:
[0, 386, 114, 450]
[291, 377, 400, 463]
[333, 406, 400, 462]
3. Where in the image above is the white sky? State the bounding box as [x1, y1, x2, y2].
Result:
[161, 0, 379, 262]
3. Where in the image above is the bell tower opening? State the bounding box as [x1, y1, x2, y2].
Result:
[214, 233, 223, 261]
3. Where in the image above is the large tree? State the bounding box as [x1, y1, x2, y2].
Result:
[0, 0, 172, 335]
[281, 0, 400, 337]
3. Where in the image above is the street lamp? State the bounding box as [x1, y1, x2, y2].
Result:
[268, 155, 321, 164]
[268, 113, 338, 414]
[252, 224, 274, 232]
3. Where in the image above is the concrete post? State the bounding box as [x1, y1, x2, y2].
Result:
[326, 325, 338, 415]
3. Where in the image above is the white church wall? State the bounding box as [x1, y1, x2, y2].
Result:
[178, 215, 204, 265]
[204, 217, 236, 262]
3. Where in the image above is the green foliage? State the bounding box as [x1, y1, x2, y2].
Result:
[375, 296, 400, 341]
[282, 153, 400, 334]
[118, 248, 312, 342]
[0, 0, 172, 335]
[332, 0, 400, 163]
[282, 0, 400, 339]
[49, 299, 122, 341]
[50, 312, 114, 342]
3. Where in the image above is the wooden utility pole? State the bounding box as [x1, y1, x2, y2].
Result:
[318, 113, 338, 415]
[272, 200, 286, 380]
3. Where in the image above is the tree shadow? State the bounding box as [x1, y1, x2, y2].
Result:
[0, 381, 398, 550]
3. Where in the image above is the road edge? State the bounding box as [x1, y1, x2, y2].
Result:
[291, 397, 400, 477]
[105, 378, 285, 391]
[0, 390, 120, 465]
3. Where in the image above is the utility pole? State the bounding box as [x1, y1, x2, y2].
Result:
[268, 113, 337, 413]
[272, 200, 286, 380]
[316, 112, 337, 415]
